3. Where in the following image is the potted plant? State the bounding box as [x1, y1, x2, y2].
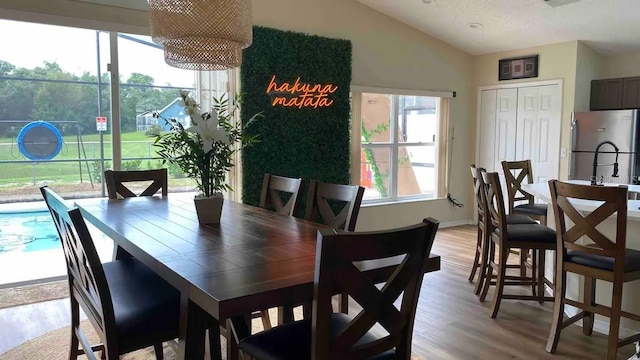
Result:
[154, 90, 260, 224]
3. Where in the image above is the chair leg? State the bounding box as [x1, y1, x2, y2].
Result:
[546, 267, 567, 353]
[339, 293, 349, 314]
[537, 249, 546, 304]
[469, 226, 482, 282]
[474, 228, 489, 295]
[480, 241, 495, 302]
[69, 297, 80, 360]
[530, 249, 537, 298]
[153, 343, 164, 360]
[606, 281, 624, 360]
[583, 277, 596, 336]
[490, 245, 509, 318]
[519, 249, 528, 280]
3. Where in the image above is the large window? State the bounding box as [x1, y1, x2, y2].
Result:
[354, 91, 449, 202]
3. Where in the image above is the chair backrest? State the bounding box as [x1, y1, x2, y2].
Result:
[470, 164, 488, 222]
[40, 186, 116, 345]
[501, 160, 535, 211]
[548, 180, 628, 267]
[304, 180, 365, 231]
[481, 170, 508, 235]
[311, 218, 439, 359]
[104, 169, 168, 199]
[259, 174, 304, 216]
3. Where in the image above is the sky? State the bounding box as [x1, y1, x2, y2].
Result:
[0, 19, 195, 88]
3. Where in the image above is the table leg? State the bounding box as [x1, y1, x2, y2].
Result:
[177, 294, 207, 360]
[277, 305, 295, 325]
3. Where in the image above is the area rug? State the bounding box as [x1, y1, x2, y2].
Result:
[0, 310, 426, 359]
[0, 280, 68, 309]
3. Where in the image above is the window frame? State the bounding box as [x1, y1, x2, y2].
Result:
[351, 86, 453, 204]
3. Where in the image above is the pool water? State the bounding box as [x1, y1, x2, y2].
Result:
[0, 211, 60, 253]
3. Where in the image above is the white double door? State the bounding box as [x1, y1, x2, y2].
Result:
[478, 83, 562, 190]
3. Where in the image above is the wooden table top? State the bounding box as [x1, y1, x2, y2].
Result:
[75, 193, 440, 321]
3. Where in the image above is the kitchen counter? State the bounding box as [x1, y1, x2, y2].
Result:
[522, 179, 640, 336]
[522, 180, 640, 221]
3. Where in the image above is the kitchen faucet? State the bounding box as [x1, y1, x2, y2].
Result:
[591, 140, 620, 185]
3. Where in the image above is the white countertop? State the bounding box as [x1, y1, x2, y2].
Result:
[522, 180, 640, 220]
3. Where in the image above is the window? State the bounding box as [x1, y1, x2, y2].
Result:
[353, 90, 450, 202]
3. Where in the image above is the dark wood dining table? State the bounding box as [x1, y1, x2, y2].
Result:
[74, 192, 441, 360]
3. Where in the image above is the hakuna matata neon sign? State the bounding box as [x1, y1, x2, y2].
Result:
[265, 75, 338, 108]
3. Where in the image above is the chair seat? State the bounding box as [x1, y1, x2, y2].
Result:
[506, 214, 538, 224]
[238, 313, 395, 360]
[513, 203, 548, 217]
[566, 248, 640, 272]
[494, 224, 556, 243]
[104, 258, 180, 353]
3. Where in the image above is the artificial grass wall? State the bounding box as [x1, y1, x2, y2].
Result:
[241, 26, 353, 207]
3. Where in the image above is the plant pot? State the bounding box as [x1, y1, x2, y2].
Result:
[193, 193, 224, 224]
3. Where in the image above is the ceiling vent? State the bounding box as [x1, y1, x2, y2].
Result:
[544, 0, 582, 7]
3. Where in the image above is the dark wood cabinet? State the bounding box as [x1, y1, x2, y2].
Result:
[590, 78, 623, 110]
[622, 77, 640, 109]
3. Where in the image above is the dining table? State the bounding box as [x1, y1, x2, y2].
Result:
[74, 192, 441, 360]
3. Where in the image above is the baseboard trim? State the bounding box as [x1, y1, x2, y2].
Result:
[440, 219, 473, 228]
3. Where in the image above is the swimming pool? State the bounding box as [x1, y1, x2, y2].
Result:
[0, 210, 60, 253]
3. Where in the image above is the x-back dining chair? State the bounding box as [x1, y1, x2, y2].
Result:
[547, 180, 640, 360]
[259, 174, 304, 217]
[238, 218, 440, 360]
[469, 165, 537, 296]
[104, 168, 168, 200]
[480, 171, 556, 317]
[305, 179, 365, 314]
[40, 186, 180, 360]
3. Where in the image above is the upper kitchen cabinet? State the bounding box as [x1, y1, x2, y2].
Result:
[590, 78, 623, 111]
[622, 77, 640, 109]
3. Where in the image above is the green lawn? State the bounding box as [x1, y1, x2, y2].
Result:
[0, 131, 171, 187]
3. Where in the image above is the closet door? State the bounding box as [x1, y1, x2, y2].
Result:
[478, 90, 496, 171]
[494, 88, 518, 174]
[515, 84, 561, 184]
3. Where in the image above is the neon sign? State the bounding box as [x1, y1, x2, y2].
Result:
[265, 75, 338, 108]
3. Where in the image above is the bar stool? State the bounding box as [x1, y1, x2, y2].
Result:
[547, 180, 640, 360]
[469, 165, 537, 296]
[480, 170, 556, 317]
[502, 160, 549, 280]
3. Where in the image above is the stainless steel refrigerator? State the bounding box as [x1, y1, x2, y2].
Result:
[570, 110, 640, 185]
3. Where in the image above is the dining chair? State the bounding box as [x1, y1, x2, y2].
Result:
[250, 174, 304, 330]
[480, 171, 556, 317]
[304, 179, 365, 314]
[259, 174, 304, 216]
[546, 180, 640, 360]
[238, 218, 440, 360]
[104, 168, 168, 199]
[502, 160, 549, 279]
[469, 165, 537, 296]
[40, 186, 181, 360]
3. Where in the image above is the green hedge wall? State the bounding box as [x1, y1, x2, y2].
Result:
[241, 26, 353, 207]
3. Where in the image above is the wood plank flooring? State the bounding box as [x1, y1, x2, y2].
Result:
[0, 225, 636, 359]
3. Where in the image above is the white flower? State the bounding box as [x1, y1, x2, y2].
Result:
[186, 114, 230, 152]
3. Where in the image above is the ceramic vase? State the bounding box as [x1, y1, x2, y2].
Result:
[193, 193, 224, 224]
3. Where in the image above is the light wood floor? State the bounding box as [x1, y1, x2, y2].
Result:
[0, 225, 636, 359]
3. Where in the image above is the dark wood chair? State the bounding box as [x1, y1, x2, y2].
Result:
[304, 179, 365, 232]
[502, 160, 549, 279]
[40, 186, 182, 360]
[305, 179, 365, 314]
[480, 171, 556, 317]
[238, 218, 440, 360]
[259, 174, 303, 216]
[469, 164, 537, 296]
[104, 168, 168, 199]
[250, 174, 304, 331]
[546, 180, 640, 360]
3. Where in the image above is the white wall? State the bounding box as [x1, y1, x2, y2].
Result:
[0, 0, 476, 230]
[601, 51, 640, 78]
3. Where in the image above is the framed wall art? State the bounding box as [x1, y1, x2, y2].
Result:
[498, 55, 539, 81]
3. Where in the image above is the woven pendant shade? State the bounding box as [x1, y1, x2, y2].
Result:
[149, 0, 253, 70]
